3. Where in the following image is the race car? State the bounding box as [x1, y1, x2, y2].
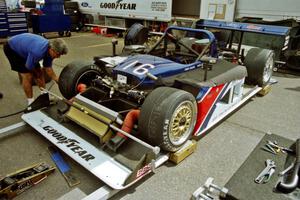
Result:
[57, 24, 274, 153]
[20, 23, 275, 191]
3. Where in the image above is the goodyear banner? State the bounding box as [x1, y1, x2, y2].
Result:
[75, 0, 172, 21]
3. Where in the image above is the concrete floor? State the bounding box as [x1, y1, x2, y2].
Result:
[0, 32, 300, 200]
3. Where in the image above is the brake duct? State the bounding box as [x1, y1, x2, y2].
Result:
[117, 109, 140, 139]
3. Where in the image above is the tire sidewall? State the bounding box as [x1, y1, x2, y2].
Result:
[245, 48, 274, 86]
[139, 87, 176, 140]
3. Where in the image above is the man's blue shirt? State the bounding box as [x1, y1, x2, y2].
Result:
[8, 33, 53, 70]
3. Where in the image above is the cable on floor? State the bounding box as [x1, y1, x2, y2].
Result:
[0, 81, 56, 119]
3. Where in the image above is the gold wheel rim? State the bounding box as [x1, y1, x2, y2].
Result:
[169, 101, 194, 145]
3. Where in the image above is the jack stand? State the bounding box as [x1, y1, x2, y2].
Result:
[192, 177, 228, 200]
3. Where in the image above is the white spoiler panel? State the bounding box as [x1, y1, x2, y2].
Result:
[22, 110, 132, 190]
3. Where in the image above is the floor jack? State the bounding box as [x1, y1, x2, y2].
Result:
[0, 162, 55, 199]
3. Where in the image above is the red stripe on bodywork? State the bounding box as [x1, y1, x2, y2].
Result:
[193, 84, 225, 135]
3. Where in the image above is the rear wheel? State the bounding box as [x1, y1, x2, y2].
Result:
[244, 48, 274, 87]
[65, 31, 72, 37]
[58, 61, 104, 99]
[124, 23, 148, 46]
[139, 87, 197, 152]
[58, 31, 64, 37]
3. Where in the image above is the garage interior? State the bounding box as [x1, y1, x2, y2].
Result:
[0, 0, 300, 200]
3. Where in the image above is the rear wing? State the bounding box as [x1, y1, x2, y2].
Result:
[196, 19, 290, 36]
[196, 19, 291, 59]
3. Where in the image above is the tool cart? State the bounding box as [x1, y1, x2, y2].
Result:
[31, 0, 71, 37]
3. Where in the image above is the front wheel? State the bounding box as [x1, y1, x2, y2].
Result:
[58, 61, 104, 99]
[139, 87, 197, 152]
[244, 48, 274, 87]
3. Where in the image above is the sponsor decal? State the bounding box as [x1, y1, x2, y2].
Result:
[162, 119, 169, 142]
[81, 2, 90, 8]
[225, 22, 240, 29]
[38, 121, 95, 162]
[246, 25, 262, 31]
[17, 180, 33, 194]
[117, 74, 127, 84]
[100, 0, 136, 10]
[184, 63, 203, 72]
[151, 1, 168, 12]
[136, 163, 152, 178]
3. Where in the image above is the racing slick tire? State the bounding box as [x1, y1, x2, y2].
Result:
[139, 87, 197, 152]
[124, 23, 148, 46]
[58, 31, 64, 37]
[58, 61, 103, 99]
[244, 48, 274, 87]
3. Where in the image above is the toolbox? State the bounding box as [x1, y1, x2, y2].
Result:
[0, 12, 8, 37]
[0, 12, 28, 38]
[0, 0, 7, 12]
[6, 12, 28, 36]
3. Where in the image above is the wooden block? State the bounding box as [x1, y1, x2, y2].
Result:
[169, 140, 197, 164]
[258, 85, 271, 96]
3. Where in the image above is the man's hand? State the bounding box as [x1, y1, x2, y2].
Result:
[44, 67, 59, 83]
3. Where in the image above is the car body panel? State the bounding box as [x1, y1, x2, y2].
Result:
[113, 54, 203, 85]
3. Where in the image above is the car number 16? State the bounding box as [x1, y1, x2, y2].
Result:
[123, 61, 156, 75]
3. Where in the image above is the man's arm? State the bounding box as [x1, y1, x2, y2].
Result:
[44, 67, 59, 83]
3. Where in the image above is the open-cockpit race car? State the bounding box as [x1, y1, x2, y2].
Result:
[21, 22, 279, 192]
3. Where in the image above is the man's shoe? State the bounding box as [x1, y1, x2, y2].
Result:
[0, 92, 3, 99]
